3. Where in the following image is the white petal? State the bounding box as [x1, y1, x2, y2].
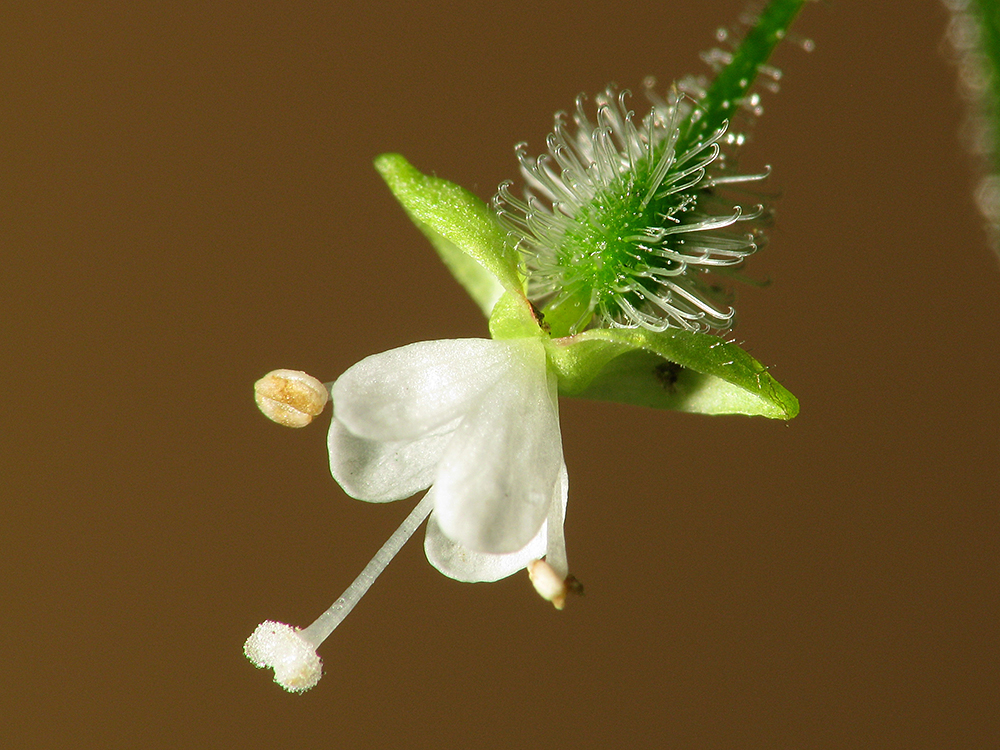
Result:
[542, 463, 570, 578]
[432, 339, 564, 554]
[424, 508, 547, 582]
[327, 417, 453, 502]
[424, 462, 568, 582]
[332, 339, 517, 442]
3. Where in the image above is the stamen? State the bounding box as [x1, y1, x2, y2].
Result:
[299, 493, 434, 646]
[254, 369, 329, 428]
[244, 492, 434, 692]
[527, 470, 572, 610]
[528, 559, 568, 609]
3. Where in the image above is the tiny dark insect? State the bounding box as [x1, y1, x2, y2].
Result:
[654, 361, 683, 392]
[529, 301, 550, 333]
[565, 574, 584, 597]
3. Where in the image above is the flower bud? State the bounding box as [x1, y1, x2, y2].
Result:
[254, 369, 328, 428]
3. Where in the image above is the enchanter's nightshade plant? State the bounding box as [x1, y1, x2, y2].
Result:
[245, 0, 808, 693]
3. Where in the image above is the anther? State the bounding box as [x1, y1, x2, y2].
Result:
[254, 369, 329, 428]
[528, 559, 571, 610]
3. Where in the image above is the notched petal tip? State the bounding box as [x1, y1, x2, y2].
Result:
[424, 505, 549, 583]
[255, 369, 329, 428]
[244, 620, 322, 693]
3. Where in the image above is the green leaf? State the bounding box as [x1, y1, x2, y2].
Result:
[374, 153, 521, 316]
[547, 328, 798, 419]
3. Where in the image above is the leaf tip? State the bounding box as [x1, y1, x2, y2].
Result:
[373, 153, 416, 186]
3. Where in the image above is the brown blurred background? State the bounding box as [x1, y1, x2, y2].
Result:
[3, 1, 997, 747]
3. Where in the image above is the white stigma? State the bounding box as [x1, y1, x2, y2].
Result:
[244, 492, 434, 692]
[244, 621, 322, 693]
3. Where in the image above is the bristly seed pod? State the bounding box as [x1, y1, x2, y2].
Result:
[254, 369, 329, 428]
[493, 80, 770, 334]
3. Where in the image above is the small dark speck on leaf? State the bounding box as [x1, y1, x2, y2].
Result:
[654, 361, 683, 392]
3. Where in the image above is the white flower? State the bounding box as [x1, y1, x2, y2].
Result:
[329, 337, 568, 583]
[245, 337, 571, 692]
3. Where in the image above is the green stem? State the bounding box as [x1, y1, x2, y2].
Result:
[680, 0, 807, 150]
[971, 0, 1000, 175]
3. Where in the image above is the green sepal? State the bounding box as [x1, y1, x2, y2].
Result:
[540, 288, 594, 339]
[488, 291, 544, 340]
[547, 328, 798, 419]
[374, 153, 522, 316]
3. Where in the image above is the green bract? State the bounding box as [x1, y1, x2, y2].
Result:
[375, 153, 798, 421]
[374, 154, 519, 317]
